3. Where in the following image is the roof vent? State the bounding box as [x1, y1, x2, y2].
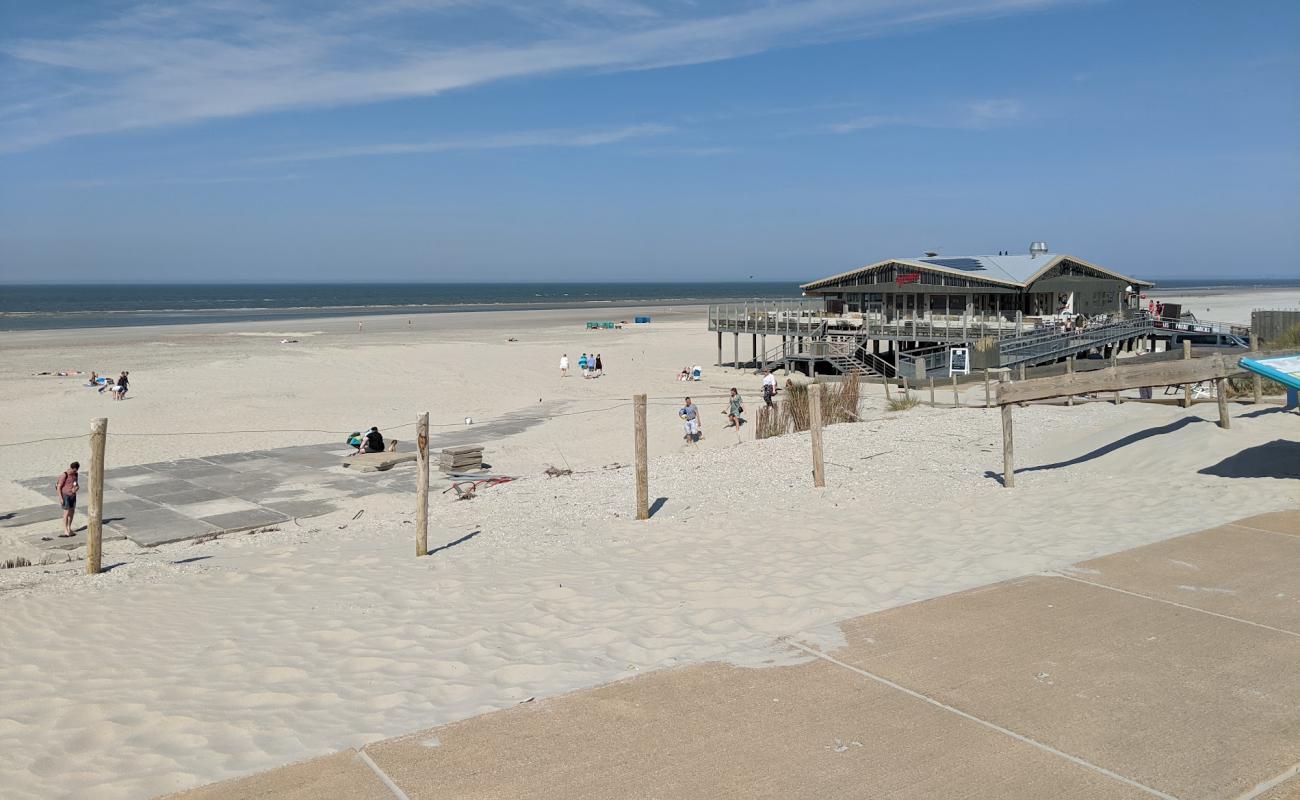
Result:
[1029, 241, 1049, 258]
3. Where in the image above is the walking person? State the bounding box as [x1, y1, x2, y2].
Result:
[578, 353, 589, 375]
[726, 387, 745, 428]
[56, 462, 79, 538]
[114, 371, 129, 400]
[594, 353, 604, 377]
[762, 369, 777, 408]
[679, 397, 701, 444]
[560, 353, 569, 377]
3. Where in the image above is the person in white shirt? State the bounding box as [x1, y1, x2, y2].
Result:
[762, 369, 778, 407]
[560, 354, 569, 377]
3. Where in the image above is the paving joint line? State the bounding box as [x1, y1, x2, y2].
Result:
[1234, 760, 1300, 800]
[356, 748, 411, 800]
[784, 639, 1180, 800]
[1050, 572, 1300, 638]
[1226, 522, 1300, 539]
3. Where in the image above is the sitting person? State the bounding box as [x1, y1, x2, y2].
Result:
[86, 371, 100, 387]
[354, 426, 398, 455]
[678, 367, 690, 381]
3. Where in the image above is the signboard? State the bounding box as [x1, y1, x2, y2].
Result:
[948, 347, 970, 376]
[1240, 355, 1300, 410]
[895, 272, 921, 285]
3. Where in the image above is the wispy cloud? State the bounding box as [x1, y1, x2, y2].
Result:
[0, 0, 1077, 152]
[250, 123, 673, 163]
[827, 98, 1027, 133]
[50, 173, 303, 189]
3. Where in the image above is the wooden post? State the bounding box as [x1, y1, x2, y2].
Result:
[1251, 334, 1263, 404]
[1017, 363, 1026, 381]
[733, 333, 739, 369]
[808, 384, 825, 488]
[87, 417, 107, 575]
[415, 412, 429, 557]
[1066, 356, 1074, 407]
[984, 368, 991, 408]
[951, 375, 959, 407]
[1000, 405, 1015, 489]
[928, 377, 936, 406]
[901, 376, 910, 400]
[634, 394, 649, 519]
[1216, 379, 1230, 430]
[1182, 340, 1192, 408]
[883, 379, 893, 401]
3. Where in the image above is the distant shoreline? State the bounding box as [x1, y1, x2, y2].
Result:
[2, 279, 1296, 332]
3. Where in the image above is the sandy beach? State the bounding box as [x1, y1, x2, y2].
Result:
[1, 289, 1298, 799]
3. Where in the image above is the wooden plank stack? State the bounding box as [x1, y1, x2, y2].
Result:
[439, 445, 483, 473]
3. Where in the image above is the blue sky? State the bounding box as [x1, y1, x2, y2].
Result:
[1, 0, 1297, 283]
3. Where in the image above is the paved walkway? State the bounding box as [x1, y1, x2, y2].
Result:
[3, 407, 551, 549]
[168, 510, 1300, 800]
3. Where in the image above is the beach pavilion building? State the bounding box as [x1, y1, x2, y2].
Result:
[709, 244, 1162, 378]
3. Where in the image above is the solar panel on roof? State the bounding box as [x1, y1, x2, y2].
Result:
[920, 258, 986, 271]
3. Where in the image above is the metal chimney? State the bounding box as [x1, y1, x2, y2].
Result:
[1029, 241, 1049, 258]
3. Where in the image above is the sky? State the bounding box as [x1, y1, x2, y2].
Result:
[0, 0, 1297, 283]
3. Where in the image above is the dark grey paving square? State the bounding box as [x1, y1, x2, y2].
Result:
[103, 507, 220, 547]
[189, 472, 275, 495]
[148, 487, 228, 507]
[103, 465, 160, 480]
[202, 452, 274, 465]
[261, 500, 339, 519]
[199, 508, 290, 531]
[121, 478, 201, 499]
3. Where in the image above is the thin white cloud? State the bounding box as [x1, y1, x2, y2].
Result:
[51, 173, 303, 189]
[0, 0, 1077, 152]
[251, 123, 673, 163]
[827, 98, 1027, 133]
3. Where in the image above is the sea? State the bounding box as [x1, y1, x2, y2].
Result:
[1, 279, 1296, 332]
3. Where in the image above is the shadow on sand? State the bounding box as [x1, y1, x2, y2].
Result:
[1198, 440, 1300, 480]
[983, 416, 1212, 485]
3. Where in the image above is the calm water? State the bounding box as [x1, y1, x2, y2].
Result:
[0, 282, 803, 331]
[1, 279, 1295, 331]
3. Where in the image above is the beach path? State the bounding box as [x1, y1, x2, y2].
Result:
[170, 509, 1300, 800]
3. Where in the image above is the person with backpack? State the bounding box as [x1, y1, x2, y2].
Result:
[725, 388, 745, 428]
[56, 462, 80, 538]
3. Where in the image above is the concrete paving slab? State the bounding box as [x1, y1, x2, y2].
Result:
[148, 487, 229, 507]
[827, 575, 1300, 800]
[1234, 510, 1300, 537]
[1071, 525, 1300, 634]
[201, 452, 275, 465]
[23, 526, 128, 550]
[1257, 776, 1300, 800]
[260, 500, 339, 520]
[102, 464, 159, 479]
[164, 749, 393, 800]
[0, 505, 62, 528]
[121, 478, 202, 499]
[168, 497, 261, 518]
[105, 471, 174, 488]
[105, 507, 220, 547]
[199, 508, 290, 531]
[366, 658, 1148, 800]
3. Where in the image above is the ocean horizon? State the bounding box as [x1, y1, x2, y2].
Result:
[2, 278, 1297, 331]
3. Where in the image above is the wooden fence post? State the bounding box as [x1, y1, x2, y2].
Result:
[808, 384, 825, 488]
[984, 368, 991, 408]
[1251, 335, 1263, 404]
[415, 412, 429, 557]
[1066, 356, 1074, 407]
[1182, 340, 1192, 408]
[1216, 379, 1230, 429]
[951, 375, 959, 407]
[87, 417, 107, 575]
[634, 394, 649, 519]
[883, 380, 893, 401]
[928, 377, 935, 406]
[901, 377, 910, 401]
[1000, 405, 1015, 489]
[1017, 363, 1026, 381]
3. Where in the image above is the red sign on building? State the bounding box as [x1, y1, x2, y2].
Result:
[896, 272, 921, 285]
